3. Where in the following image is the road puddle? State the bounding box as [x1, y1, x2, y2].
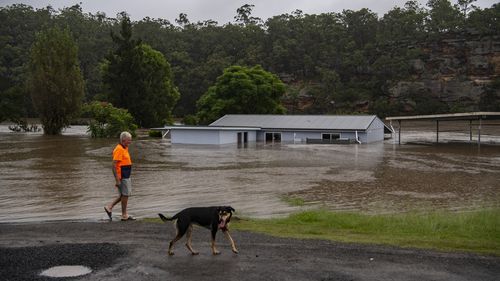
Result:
[40, 265, 92, 278]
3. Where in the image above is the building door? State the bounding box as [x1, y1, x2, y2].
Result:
[237, 132, 248, 144]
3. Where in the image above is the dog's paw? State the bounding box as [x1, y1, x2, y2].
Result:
[168, 251, 175, 256]
[212, 251, 221, 255]
[232, 249, 239, 254]
[191, 252, 199, 255]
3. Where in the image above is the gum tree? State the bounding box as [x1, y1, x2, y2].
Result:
[28, 26, 84, 135]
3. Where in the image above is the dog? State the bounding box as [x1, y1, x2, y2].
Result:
[158, 206, 238, 255]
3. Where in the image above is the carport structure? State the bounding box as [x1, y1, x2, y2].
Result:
[386, 112, 500, 145]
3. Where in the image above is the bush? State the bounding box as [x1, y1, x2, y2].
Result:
[182, 114, 198, 125]
[83, 101, 137, 138]
[148, 130, 162, 138]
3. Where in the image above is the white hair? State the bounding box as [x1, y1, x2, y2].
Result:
[120, 131, 132, 143]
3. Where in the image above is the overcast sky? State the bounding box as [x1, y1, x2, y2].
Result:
[1, 0, 497, 24]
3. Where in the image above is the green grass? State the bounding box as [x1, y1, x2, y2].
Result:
[231, 208, 500, 256]
[281, 196, 305, 206]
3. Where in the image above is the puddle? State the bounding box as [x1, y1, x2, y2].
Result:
[40, 265, 92, 278]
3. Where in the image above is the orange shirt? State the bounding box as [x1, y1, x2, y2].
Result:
[113, 144, 132, 179]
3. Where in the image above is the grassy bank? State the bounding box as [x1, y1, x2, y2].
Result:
[231, 208, 500, 256]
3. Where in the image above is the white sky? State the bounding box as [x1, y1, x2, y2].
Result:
[0, 0, 497, 24]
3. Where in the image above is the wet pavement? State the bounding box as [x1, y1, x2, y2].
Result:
[1, 221, 499, 281]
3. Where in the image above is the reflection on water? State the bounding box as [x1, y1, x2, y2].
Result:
[0, 124, 499, 223]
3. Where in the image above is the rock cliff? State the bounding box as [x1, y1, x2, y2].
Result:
[389, 34, 500, 112]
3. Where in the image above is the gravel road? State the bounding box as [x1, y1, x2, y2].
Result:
[0, 221, 498, 281]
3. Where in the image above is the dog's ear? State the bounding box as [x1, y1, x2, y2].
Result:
[229, 206, 235, 212]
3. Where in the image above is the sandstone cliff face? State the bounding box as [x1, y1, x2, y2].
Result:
[389, 35, 500, 111]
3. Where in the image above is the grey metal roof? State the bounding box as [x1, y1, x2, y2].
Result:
[152, 126, 261, 131]
[386, 112, 500, 121]
[210, 115, 378, 130]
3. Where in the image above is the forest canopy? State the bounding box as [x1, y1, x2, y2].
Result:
[0, 1, 499, 125]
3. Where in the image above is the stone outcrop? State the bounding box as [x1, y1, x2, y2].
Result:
[389, 34, 500, 111]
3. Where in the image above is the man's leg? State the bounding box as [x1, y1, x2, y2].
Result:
[106, 195, 121, 212]
[121, 195, 129, 219]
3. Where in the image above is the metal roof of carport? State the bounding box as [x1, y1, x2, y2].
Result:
[210, 114, 381, 131]
[385, 112, 500, 145]
[386, 112, 500, 121]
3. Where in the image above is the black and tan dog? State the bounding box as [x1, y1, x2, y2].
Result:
[158, 206, 238, 255]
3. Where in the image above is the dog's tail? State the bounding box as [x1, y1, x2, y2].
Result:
[158, 213, 174, 223]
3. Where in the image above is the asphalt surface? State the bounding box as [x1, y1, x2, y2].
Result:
[0, 220, 498, 281]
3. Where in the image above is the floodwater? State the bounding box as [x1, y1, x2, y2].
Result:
[0, 121, 499, 223]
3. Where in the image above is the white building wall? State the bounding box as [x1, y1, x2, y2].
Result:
[366, 118, 385, 143]
[219, 131, 235, 144]
[219, 130, 258, 144]
[290, 132, 317, 143]
[171, 130, 220, 144]
[247, 131, 257, 142]
[258, 131, 368, 143]
[171, 129, 258, 145]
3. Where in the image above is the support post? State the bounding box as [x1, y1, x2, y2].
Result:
[469, 120, 472, 142]
[398, 120, 401, 145]
[436, 120, 439, 143]
[478, 118, 482, 146]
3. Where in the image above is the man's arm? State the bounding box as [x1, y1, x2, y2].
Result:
[112, 160, 120, 186]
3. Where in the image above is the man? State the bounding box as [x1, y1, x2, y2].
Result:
[104, 131, 135, 221]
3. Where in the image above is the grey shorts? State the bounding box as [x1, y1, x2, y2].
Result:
[118, 178, 132, 196]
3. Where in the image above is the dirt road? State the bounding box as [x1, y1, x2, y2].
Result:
[0, 221, 498, 281]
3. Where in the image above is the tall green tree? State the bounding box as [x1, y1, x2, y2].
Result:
[378, 1, 427, 41]
[0, 4, 52, 119]
[196, 65, 286, 124]
[54, 4, 114, 101]
[234, 4, 262, 26]
[28, 26, 84, 135]
[426, 0, 462, 33]
[0, 85, 24, 123]
[341, 8, 378, 48]
[467, 3, 499, 34]
[457, 0, 477, 18]
[103, 14, 180, 127]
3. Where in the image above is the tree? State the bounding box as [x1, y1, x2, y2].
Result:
[341, 9, 378, 48]
[378, 1, 427, 41]
[426, 0, 461, 33]
[196, 65, 286, 124]
[0, 4, 53, 119]
[103, 15, 180, 127]
[0, 85, 24, 123]
[28, 26, 84, 135]
[235, 4, 262, 26]
[55, 4, 114, 102]
[457, 0, 477, 18]
[467, 4, 500, 35]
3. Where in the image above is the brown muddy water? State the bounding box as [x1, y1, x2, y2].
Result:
[0, 121, 499, 223]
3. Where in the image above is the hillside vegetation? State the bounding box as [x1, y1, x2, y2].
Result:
[1, 1, 499, 124]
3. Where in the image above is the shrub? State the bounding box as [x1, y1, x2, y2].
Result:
[148, 130, 162, 138]
[182, 114, 198, 125]
[83, 101, 137, 138]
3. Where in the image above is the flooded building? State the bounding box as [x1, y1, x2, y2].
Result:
[157, 114, 391, 145]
